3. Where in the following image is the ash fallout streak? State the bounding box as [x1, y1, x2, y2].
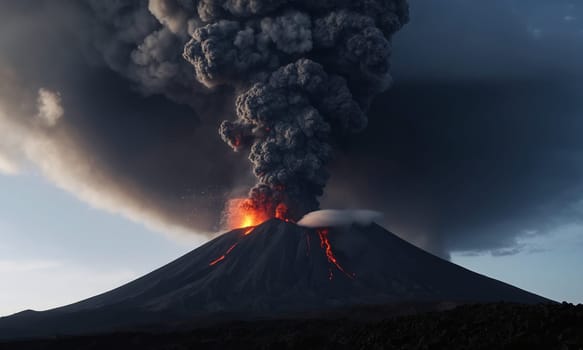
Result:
[182, 0, 409, 223]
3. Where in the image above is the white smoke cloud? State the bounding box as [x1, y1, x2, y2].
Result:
[36, 88, 63, 127]
[0, 100, 27, 176]
[0, 152, 20, 175]
[297, 209, 383, 228]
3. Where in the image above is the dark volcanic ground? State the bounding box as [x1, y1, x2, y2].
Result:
[1, 303, 581, 350]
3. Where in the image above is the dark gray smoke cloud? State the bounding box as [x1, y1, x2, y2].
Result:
[2, 0, 583, 259]
[83, 0, 207, 107]
[183, 0, 408, 219]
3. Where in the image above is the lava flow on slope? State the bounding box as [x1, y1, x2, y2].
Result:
[317, 228, 355, 280]
[208, 242, 239, 266]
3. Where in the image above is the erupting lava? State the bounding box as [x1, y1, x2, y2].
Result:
[317, 229, 355, 280]
[225, 198, 270, 230]
[225, 198, 295, 230]
[274, 203, 294, 223]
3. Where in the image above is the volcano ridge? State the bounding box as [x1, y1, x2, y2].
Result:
[0, 219, 550, 340]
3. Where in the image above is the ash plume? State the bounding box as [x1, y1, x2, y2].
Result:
[183, 0, 409, 220]
[85, 0, 197, 104]
[7, 0, 582, 260]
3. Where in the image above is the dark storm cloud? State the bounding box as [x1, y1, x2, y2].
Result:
[1, 0, 583, 257]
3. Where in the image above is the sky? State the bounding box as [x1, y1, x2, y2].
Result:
[1, 0, 583, 316]
[0, 173, 199, 316]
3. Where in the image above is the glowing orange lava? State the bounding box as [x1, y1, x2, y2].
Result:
[317, 228, 354, 280]
[210, 199, 297, 267]
[225, 198, 270, 230]
[275, 203, 294, 223]
[209, 242, 239, 266]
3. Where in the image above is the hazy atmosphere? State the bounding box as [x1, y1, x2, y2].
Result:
[1, 0, 583, 317]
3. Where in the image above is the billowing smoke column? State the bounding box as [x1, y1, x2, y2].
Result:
[183, 0, 409, 221]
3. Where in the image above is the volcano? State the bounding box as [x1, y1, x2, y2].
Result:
[0, 219, 549, 340]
